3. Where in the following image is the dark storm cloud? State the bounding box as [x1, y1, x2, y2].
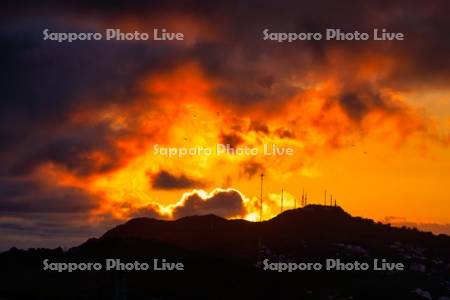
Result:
[1, 0, 449, 128]
[0, 214, 98, 236]
[0, 179, 97, 213]
[129, 204, 164, 219]
[172, 189, 246, 219]
[0, 177, 121, 250]
[0, 0, 447, 179]
[5, 0, 449, 111]
[169, 1, 448, 109]
[150, 170, 205, 190]
[190, 41, 302, 107]
[7, 122, 126, 176]
[339, 93, 370, 121]
[1, 21, 160, 124]
[338, 87, 397, 121]
[0, 213, 122, 250]
[0, 17, 186, 177]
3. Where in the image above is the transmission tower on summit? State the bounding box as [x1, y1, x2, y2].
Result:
[280, 188, 284, 213]
[260, 173, 264, 222]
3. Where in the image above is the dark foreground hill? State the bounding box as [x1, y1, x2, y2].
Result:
[1, 205, 450, 300]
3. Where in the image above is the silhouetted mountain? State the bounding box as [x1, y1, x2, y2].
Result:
[100, 205, 450, 259]
[1, 205, 450, 300]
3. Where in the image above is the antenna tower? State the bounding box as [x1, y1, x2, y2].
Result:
[260, 173, 264, 221]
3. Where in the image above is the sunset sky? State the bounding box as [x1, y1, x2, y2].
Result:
[1, 0, 449, 249]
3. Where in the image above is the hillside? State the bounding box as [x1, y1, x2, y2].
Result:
[1, 205, 450, 300]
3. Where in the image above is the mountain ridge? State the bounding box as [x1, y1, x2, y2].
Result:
[93, 205, 450, 260]
[2, 205, 450, 300]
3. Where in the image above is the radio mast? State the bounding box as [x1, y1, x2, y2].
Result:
[294, 192, 297, 209]
[302, 188, 305, 207]
[260, 173, 264, 221]
[280, 188, 284, 213]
